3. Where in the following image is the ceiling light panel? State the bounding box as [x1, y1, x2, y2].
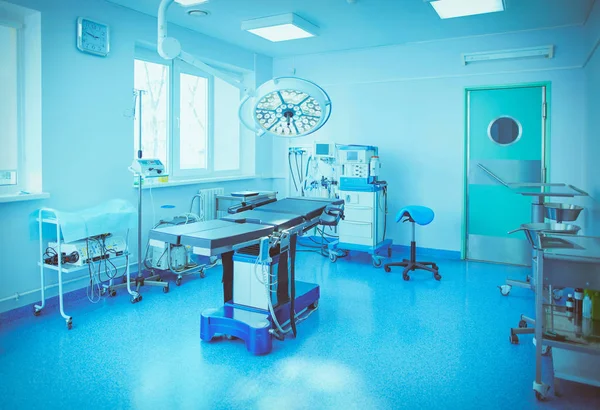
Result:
[242, 13, 319, 42]
[430, 0, 504, 19]
[175, 0, 209, 6]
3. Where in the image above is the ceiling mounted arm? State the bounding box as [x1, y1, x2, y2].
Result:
[157, 0, 248, 92]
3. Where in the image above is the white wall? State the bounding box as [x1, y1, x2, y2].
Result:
[0, 0, 275, 314]
[274, 26, 589, 252]
[584, 0, 600, 235]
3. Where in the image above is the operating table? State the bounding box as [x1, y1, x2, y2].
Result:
[149, 196, 344, 354]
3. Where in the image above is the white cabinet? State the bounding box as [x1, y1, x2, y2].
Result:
[339, 190, 385, 248]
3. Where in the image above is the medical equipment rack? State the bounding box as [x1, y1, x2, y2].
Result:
[525, 234, 600, 400]
[35, 208, 135, 329]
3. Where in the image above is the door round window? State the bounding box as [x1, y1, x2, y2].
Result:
[488, 116, 521, 145]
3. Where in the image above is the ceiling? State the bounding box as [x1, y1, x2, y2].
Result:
[107, 0, 596, 57]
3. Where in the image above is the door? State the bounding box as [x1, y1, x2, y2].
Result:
[466, 85, 547, 266]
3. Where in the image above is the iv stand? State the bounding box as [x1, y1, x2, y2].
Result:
[122, 90, 170, 303]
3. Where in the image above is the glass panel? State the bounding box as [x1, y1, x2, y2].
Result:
[214, 77, 240, 171]
[134, 60, 169, 168]
[179, 73, 208, 170]
[0, 25, 18, 185]
[489, 116, 520, 145]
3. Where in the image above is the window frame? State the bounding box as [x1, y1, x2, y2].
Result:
[0, 22, 25, 196]
[134, 48, 244, 182]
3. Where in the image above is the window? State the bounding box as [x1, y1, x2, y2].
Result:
[133, 48, 244, 182]
[0, 24, 20, 191]
[0, 2, 42, 198]
[488, 116, 521, 146]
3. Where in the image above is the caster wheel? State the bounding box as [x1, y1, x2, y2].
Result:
[542, 346, 551, 356]
[110, 290, 116, 297]
[33, 308, 41, 317]
[131, 295, 142, 304]
[309, 300, 319, 309]
[510, 333, 519, 344]
[176, 278, 182, 286]
[200, 271, 206, 279]
[519, 320, 527, 328]
[122, 275, 127, 283]
[403, 274, 410, 281]
[387, 248, 392, 257]
[535, 391, 545, 401]
[434, 273, 442, 281]
[498, 285, 512, 296]
[67, 319, 73, 330]
[163, 285, 170, 293]
[384, 266, 391, 273]
[329, 253, 338, 263]
[372, 258, 382, 268]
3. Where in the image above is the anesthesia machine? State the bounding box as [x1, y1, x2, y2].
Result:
[328, 145, 392, 267]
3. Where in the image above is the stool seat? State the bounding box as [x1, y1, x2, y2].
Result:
[396, 206, 434, 225]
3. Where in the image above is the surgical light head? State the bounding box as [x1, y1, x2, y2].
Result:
[239, 77, 332, 138]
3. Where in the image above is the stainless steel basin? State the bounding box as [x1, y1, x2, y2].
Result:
[544, 203, 584, 223]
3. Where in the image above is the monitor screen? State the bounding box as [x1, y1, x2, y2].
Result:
[346, 151, 358, 161]
[315, 143, 330, 156]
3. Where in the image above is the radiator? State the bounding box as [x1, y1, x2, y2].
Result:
[198, 188, 224, 221]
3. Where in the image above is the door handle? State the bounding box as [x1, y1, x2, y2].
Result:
[477, 163, 509, 187]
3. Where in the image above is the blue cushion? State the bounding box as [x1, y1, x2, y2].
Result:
[395, 206, 434, 226]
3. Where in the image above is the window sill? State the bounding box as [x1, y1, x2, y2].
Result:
[135, 174, 265, 190]
[0, 192, 50, 203]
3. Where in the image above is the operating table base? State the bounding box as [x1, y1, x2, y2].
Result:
[200, 281, 319, 355]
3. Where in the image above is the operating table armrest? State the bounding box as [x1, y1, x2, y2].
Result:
[319, 205, 345, 226]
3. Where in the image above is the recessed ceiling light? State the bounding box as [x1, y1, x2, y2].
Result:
[175, 0, 209, 6]
[187, 9, 210, 17]
[241, 13, 319, 42]
[429, 0, 505, 19]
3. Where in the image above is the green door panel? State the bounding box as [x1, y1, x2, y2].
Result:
[468, 185, 533, 237]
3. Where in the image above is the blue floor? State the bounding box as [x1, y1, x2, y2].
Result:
[1, 249, 599, 409]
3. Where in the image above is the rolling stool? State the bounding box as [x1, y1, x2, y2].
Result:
[384, 206, 441, 281]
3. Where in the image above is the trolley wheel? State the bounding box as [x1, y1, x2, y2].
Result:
[384, 266, 391, 273]
[510, 333, 519, 344]
[33, 307, 41, 317]
[403, 274, 410, 281]
[131, 294, 142, 304]
[176, 277, 182, 286]
[110, 289, 117, 297]
[434, 273, 442, 281]
[372, 257, 382, 268]
[163, 284, 170, 293]
[122, 275, 127, 283]
[387, 247, 392, 257]
[552, 288, 563, 301]
[498, 285, 512, 296]
[200, 271, 206, 279]
[66, 318, 73, 330]
[542, 345, 551, 356]
[519, 320, 527, 328]
[535, 391, 544, 401]
[309, 300, 319, 310]
[329, 253, 338, 263]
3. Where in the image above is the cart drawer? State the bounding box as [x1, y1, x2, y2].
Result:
[339, 220, 372, 239]
[344, 206, 373, 223]
[340, 191, 375, 207]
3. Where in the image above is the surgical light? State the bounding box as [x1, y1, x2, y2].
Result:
[238, 77, 332, 138]
[241, 13, 319, 42]
[429, 0, 504, 19]
[175, 0, 209, 6]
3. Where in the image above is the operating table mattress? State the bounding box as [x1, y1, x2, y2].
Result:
[220, 210, 304, 231]
[180, 223, 274, 252]
[149, 220, 233, 245]
[256, 198, 343, 220]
